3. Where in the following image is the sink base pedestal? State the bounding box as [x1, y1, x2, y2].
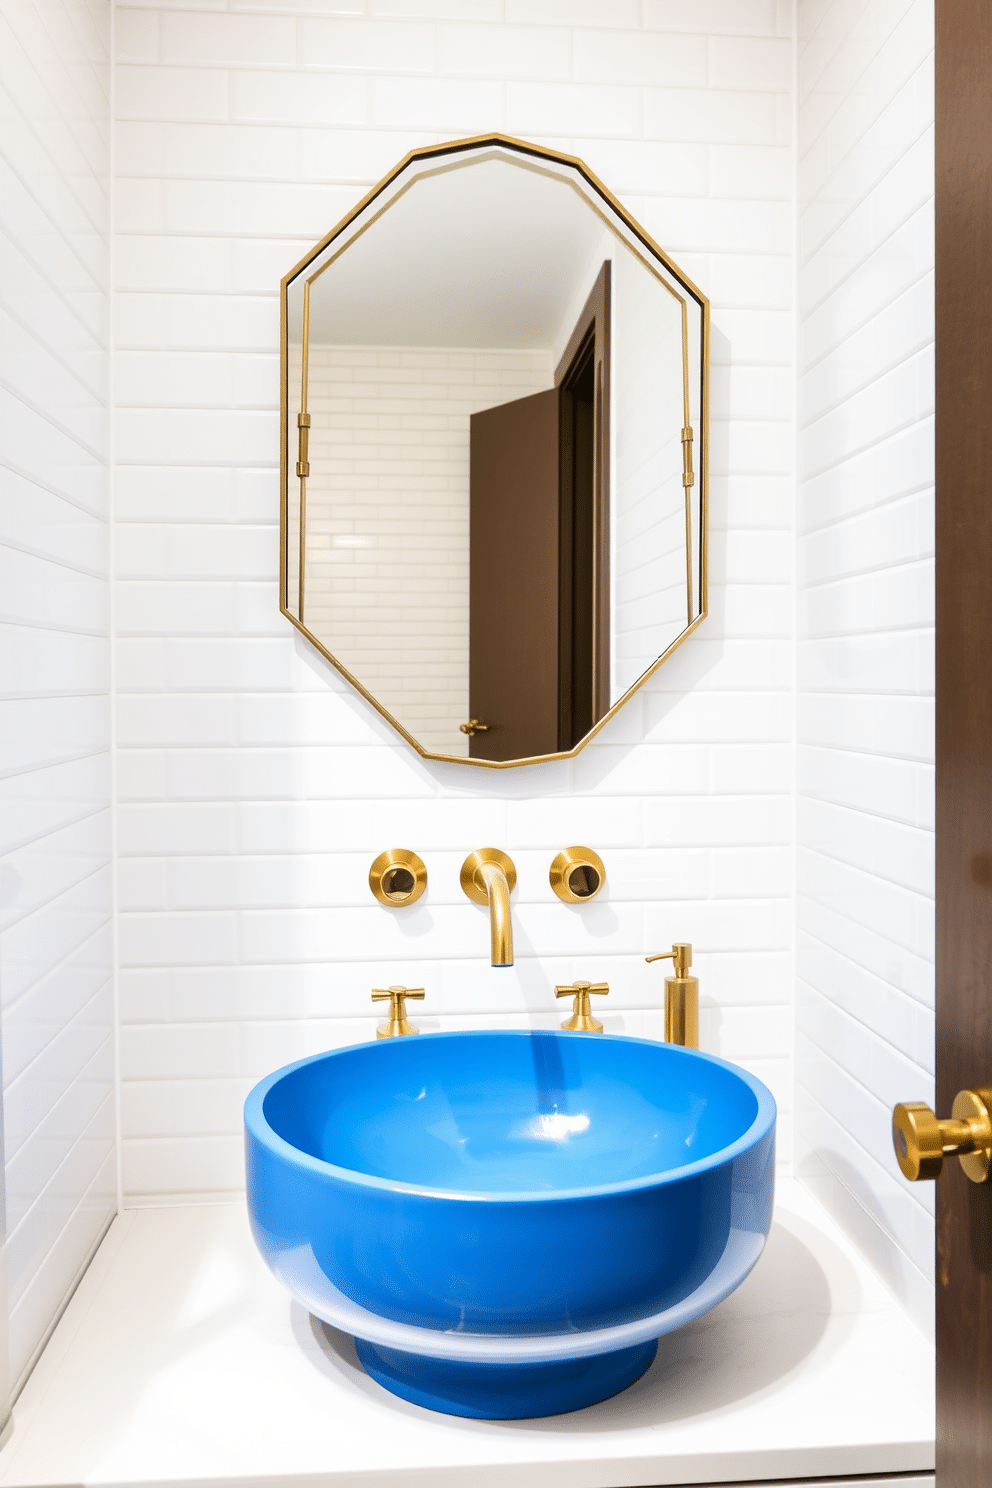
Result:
[355, 1336, 658, 1420]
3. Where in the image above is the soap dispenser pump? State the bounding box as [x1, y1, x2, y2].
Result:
[645, 942, 698, 1049]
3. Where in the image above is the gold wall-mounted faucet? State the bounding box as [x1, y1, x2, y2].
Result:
[646, 942, 698, 1048]
[460, 849, 516, 966]
[555, 980, 609, 1032]
[372, 985, 425, 1038]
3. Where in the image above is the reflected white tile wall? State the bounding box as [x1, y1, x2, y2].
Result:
[297, 345, 552, 756]
[113, 1, 795, 1203]
[796, 0, 935, 1338]
[0, 0, 115, 1390]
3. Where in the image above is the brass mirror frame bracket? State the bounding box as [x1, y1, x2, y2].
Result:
[892, 1087, 992, 1183]
[369, 849, 427, 907]
[549, 847, 606, 903]
[278, 132, 709, 770]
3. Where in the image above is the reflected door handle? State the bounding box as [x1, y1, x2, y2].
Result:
[460, 718, 491, 736]
[892, 1087, 992, 1183]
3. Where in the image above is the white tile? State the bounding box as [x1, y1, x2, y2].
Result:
[0, 548, 108, 636]
[115, 64, 229, 122]
[373, 0, 501, 15]
[122, 1135, 243, 1196]
[709, 145, 792, 201]
[299, 17, 435, 73]
[159, 11, 297, 69]
[571, 140, 708, 198]
[370, 75, 505, 131]
[233, 70, 367, 126]
[0, 0, 113, 1387]
[7, 1144, 114, 1386]
[572, 30, 706, 85]
[0, 474, 109, 579]
[116, 8, 159, 65]
[504, 0, 640, 22]
[438, 23, 570, 79]
[708, 34, 792, 91]
[116, 121, 294, 182]
[506, 81, 642, 139]
[647, 0, 780, 31]
[797, 0, 934, 1319]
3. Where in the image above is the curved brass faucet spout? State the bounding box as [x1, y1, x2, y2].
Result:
[480, 861, 513, 966]
[460, 850, 517, 967]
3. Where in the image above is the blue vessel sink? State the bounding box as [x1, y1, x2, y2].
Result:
[245, 1030, 775, 1418]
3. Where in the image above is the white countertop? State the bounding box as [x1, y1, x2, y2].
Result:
[0, 1180, 934, 1488]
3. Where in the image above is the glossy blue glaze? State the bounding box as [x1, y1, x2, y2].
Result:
[245, 1031, 776, 1341]
[354, 1337, 659, 1420]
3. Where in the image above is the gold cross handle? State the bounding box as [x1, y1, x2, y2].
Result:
[554, 980, 609, 1033]
[371, 985, 425, 1039]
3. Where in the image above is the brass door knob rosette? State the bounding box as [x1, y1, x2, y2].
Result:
[555, 980, 609, 1033]
[369, 849, 427, 907]
[372, 985, 425, 1039]
[892, 1087, 992, 1183]
[549, 847, 606, 903]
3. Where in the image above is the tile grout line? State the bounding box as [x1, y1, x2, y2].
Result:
[110, 0, 124, 1220]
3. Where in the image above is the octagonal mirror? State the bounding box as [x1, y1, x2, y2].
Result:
[281, 135, 708, 768]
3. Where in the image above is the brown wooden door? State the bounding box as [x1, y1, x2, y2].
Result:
[468, 388, 559, 761]
[556, 262, 611, 747]
[936, 4, 992, 1482]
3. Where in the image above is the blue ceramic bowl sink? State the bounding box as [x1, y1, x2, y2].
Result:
[245, 1031, 776, 1347]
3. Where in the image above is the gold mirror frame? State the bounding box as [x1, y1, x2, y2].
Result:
[280, 133, 709, 770]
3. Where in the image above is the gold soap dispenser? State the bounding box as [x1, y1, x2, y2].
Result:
[645, 943, 698, 1048]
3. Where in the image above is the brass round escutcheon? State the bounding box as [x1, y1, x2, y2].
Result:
[892, 1086, 992, 1183]
[459, 848, 517, 905]
[369, 849, 427, 907]
[549, 847, 606, 903]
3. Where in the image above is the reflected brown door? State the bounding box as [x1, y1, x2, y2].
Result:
[936, 4, 992, 1483]
[468, 264, 611, 762]
[556, 262, 611, 750]
[468, 388, 559, 761]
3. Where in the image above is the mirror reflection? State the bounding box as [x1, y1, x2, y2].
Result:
[282, 138, 707, 766]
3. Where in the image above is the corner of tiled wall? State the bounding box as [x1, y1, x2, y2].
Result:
[0, 0, 116, 1394]
[795, 0, 935, 1339]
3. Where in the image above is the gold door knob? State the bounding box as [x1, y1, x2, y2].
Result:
[892, 1087, 992, 1183]
[555, 980, 608, 1033]
[372, 985, 425, 1039]
[459, 718, 491, 736]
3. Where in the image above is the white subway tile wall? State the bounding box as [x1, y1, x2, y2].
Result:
[0, 0, 115, 1388]
[796, 0, 935, 1337]
[114, 1, 795, 1203]
[296, 343, 552, 756]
